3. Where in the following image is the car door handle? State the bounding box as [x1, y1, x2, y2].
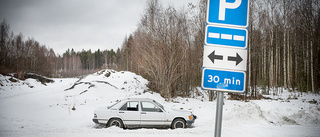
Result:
[119, 112, 125, 113]
[141, 112, 146, 114]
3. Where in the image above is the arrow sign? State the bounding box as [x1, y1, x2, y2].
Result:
[203, 46, 247, 71]
[208, 51, 223, 64]
[228, 53, 243, 66]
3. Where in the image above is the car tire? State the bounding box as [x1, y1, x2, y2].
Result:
[107, 118, 124, 128]
[171, 118, 186, 129]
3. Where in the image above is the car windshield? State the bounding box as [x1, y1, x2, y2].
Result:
[153, 100, 165, 111]
[107, 100, 121, 109]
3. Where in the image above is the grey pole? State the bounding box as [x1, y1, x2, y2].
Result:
[214, 91, 224, 137]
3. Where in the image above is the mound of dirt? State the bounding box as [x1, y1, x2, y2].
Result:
[21, 73, 54, 85]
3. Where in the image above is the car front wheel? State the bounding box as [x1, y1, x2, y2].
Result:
[107, 118, 123, 128]
[172, 118, 186, 129]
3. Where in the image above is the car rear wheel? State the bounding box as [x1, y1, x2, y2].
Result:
[172, 118, 186, 129]
[107, 118, 123, 128]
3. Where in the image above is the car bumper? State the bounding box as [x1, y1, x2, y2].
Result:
[93, 118, 109, 125]
[93, 118, 99, 124]
[186, 115, 197, 126]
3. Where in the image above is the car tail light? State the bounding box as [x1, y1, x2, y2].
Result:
[189, 115, 193, 120]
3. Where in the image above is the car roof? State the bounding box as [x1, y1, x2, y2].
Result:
[109, 98, 156, 109]
[121, 98, 154, 102]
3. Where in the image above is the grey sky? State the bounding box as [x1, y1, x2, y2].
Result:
[0, 0, 200, 55]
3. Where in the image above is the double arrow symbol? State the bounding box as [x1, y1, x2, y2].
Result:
[208, 50, 243, 66]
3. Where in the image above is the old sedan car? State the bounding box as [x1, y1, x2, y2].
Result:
[92, 98, 196, 129]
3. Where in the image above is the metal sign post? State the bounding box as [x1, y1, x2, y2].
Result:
[214, 91, 224, 137]
[201, 0, 249, 136]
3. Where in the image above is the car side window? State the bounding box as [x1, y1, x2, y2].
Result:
[119, 101, 139, 111]
[141, 101, 162, 112]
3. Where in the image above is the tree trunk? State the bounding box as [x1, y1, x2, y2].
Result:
[287, 31, 291, 91]
[283, 25, 287, 90]
[310, 37, 315, 93]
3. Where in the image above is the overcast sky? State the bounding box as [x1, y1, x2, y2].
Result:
[0, 0, 200, 55]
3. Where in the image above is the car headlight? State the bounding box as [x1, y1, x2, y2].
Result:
[94, 113, 97, 118]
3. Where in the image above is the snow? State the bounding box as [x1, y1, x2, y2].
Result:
[0, 70, 320, 137]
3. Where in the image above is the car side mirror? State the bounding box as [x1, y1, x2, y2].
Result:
[157, 108, 163, 112]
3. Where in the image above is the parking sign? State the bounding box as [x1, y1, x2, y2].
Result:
[202, 0, 249, 93]
[207, 0, 249, 28]
[204, 1, 250, 136]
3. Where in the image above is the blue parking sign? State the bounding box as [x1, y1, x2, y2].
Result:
[207, 0, 249, 28]
[202, 0, 249, 93]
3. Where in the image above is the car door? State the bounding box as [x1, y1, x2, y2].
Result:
[118, 101, 140, 126]
[140, 101, 166, 126]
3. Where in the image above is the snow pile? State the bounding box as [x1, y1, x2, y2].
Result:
[223, 100, 320, 126]
[0, 70, 320, 137]
[0, 74, 53, 99]
[0, 74, 39, 90]
[223, 102, 268, 125]
[61, 69, 151, 112]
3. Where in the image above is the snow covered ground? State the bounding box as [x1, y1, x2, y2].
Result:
[0, 70, 319, 137]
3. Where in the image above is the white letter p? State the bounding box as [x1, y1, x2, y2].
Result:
[219, 0, 242, 21]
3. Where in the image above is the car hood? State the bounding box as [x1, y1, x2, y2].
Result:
[167, 109, 192, 116]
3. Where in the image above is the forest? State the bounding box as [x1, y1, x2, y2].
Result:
[0, 0, 319, 99]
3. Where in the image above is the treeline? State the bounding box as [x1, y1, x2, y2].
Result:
[56, 48, 120, 77]
[247, 0, 320, 95]
[0, 20, 121, 78]
[0, 20, 56, 77]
